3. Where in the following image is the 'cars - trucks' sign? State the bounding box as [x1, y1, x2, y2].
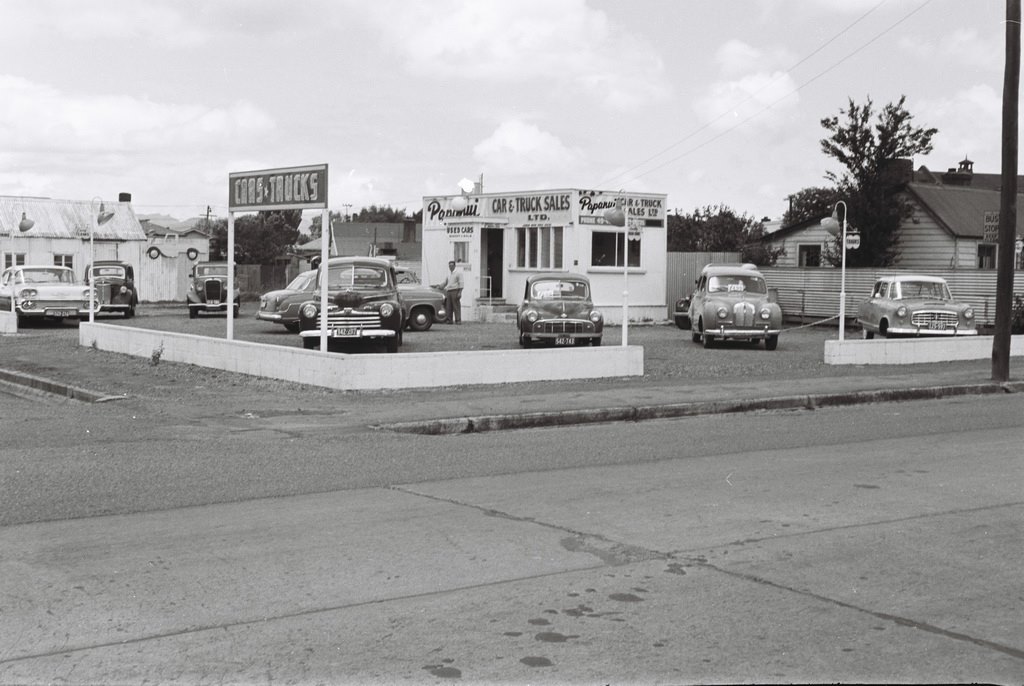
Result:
[229, 164, 328, 212]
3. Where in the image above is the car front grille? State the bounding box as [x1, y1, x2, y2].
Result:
[536, 319, 594, 334]
[732, 302, 756, 327]
[318, 310, 382, 329]
[204, 280, 225, 301]
[911, 311, 958, 327]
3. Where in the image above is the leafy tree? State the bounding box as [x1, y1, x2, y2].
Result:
[207, 210, 302, 264]
[782, 187, 843, 229]
[668, 204, 784, 266]
[819, 95, 937, 267]
[353, 205, 410, 222]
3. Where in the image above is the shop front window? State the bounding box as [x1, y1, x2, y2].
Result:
[591, 231, 640, 268]
[516, 226, 563, 269]
[977, 244, 996, 269]
[798, 244, 821, 267]
[453, 241, 469, 264]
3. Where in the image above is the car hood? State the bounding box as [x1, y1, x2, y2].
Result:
[329, 290, 396, 308]
[899, 298, 962, 309]
[530, 300, 595, 318]
[15, 284, 85, 298]
[702, 291, 771, 305]
[261, 287, 301, 301]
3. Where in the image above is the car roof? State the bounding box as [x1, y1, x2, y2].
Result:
[877, 274, 947, 283]
[525, 272, 590, 284]
[700, 263, 763, 277]
[324, 256, 393, 267]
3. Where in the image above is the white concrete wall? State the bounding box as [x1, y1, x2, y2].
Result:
[79, 323, 643, 390]
[0, 311, 15, 334]
[824, 335, 1024, 365]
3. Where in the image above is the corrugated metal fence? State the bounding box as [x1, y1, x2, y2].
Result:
[667, 253, 1022, 327]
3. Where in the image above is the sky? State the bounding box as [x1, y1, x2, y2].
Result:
[0, 0, 1015, 226]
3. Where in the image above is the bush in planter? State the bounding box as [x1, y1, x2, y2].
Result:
[1012, 294, 1024, 335]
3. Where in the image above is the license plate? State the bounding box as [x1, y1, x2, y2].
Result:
[46, 308, 77, 317]
[333, 327, 358, 337]
[928, 321, 948, 330]
[209, 299, 221, 305]
[554, 337, 574, 346]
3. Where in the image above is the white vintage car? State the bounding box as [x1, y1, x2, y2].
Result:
[0, 265, 90, 324]
[856, 274, 977, 338]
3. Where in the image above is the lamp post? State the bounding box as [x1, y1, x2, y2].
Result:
[88, 197, 115, 323]
[7, 210, 35, 313]
[602, 196, 629, 346]
[821, 201, 848, 341]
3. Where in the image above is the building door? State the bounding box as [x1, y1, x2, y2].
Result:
[483, 228, 503, 299]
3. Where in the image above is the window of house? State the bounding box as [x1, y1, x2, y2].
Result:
[516, 226, 563, 269]
[54, 254, 74, 269]
[3, 253, 26, 270]
[591, 231, 640, 268]
[977, 243, 996, 269]
[798, 244, 822, 267]
[452, 241, 469, 264]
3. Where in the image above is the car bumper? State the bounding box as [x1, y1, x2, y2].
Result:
[886, 326, 977, 336]
[256, 311, 282, 322]
[17, 306, 89, 319]
[709, 326, 781, 339]
[299, 328, 397, 340]
[189, 302, 234, 310]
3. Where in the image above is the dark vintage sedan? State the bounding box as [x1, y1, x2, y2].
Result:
[256, 269, 316, 332]
[85, 261, 138, 318]
[688, 263, 782, 350]
[517, 273, 603, 347]
[857, 274, 976, 338]
[187, 262, 240, 319]
[395, 266, 446, 331]
[297, 256, 405, 353]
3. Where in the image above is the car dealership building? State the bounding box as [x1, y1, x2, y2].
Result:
[421, 187, 668, 324]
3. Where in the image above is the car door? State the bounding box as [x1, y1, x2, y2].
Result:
[859, 280, 888, 330]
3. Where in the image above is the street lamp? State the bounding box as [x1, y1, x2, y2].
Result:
[88, 197, 115, 323]
[602, 196, 630, 346]
[7, 209, 35, 313]
[821, 201, 848, 341]
[450, 177, 476, 212]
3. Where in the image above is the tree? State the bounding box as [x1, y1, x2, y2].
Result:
[781, 187, 843, 228]
[352, 205, 410, 222]
[819, 95, 937, 267]
[668, 204, 784, 266]
[208, 210, 302, 264]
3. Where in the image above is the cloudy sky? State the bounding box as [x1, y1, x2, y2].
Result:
[0, 0, 1013, 224]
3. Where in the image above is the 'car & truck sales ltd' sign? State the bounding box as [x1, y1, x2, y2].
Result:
[229, 164, 328, 212]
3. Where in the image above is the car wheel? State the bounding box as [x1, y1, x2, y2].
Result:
[188, 307, 198, 319]
[284, 322, 300, 333]
[407, 306, 433, 331]
[674, 316, 690, 330]
[863, 328, 874, 340]
[519, 332, 532, 348]
[591, 337, 602, 346]
[302, 336, 318, 349]
[702, 329, 715, 348]
[765, 334, 779, 351]
[692, 318, 702, 343]
[125, 306, 135, 318]
[879, 320, 890, 338]
[385, 336, 399, 353]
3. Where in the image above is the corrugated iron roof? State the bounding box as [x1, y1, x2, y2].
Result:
[907, 183, 1024, 238]
[0, 195, 147, 241]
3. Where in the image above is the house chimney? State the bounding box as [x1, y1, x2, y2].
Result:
[118, 192, 132, 202]
[879, 158, 913, 189]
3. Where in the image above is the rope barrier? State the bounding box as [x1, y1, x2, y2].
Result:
[780, 315, 840, 333]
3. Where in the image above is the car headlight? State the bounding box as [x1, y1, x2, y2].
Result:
[81, 289, 90, 299]
[716, 306, 729, 319]
[896, 306, 907, 317]
[589, 310, 602, 323]
[300, 303, 318, 319]
[964, 307, 974, 319]
[759, 307, 771, 320]
[380, 303, 394, 318]
[21, 288, 38, 298]
[525, 310, 539, 323]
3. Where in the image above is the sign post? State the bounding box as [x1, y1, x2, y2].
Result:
[227, 164, 328, 341]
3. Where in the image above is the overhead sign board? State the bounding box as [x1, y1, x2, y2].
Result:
[229, 164, 328, 212]
[846, 231, 861, 250]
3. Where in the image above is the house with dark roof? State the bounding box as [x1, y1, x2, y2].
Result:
[766, 158, 1024, 271]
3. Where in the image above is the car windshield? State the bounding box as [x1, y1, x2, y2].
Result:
[22, 268, 75, 284]
[197, 266, 228, 277]
[897, 280, 951, 300]
[327, 265, 388, 289]
[531, 280, 588, 300]
[707, 274, 767, 294]
[287, 273, 313, 291]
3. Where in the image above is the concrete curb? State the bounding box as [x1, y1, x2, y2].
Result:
[376, 381, 1024, 435]
[0, 369, 127, 403]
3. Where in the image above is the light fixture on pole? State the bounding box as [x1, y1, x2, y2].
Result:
[820, 201, 848, 341]
[602, 195, 630, 346]
[7, 209, 36, 313]
[450, 177, 476, 212]
[88, 197, 115, 323]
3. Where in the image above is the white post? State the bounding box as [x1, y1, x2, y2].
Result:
[320, 208, 329, 351]
[227, 213, 235, 340]
[622, 223, 629, 347]
[89, 215, 96, 323]
[8, 232, 14, 314]
[838, 202, 847, 342]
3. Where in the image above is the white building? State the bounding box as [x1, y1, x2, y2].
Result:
[421, 188, 668, 324]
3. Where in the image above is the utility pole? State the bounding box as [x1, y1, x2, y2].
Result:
[993, 0, 1020, 382]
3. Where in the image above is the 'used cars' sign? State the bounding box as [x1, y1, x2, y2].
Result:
[229, 164, 328, 212]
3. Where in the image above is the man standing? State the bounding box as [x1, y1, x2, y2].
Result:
[441, 260, 463, 324]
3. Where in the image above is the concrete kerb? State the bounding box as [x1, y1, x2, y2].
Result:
[376, 381, 1024, 435]
[0, 368, 127, 403]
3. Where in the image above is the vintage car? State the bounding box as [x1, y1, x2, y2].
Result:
[857, 274, 977, 338]
[517, 273, 603, 347]
[256, 269, 316, 332]
[688, 263, 782, 350]
[0, 265, 90, 323]
[395, 266, 446, 331]
[85, 261, 138, 318]
[186, 261, 240, 319]
[297, 256, 405, 353]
